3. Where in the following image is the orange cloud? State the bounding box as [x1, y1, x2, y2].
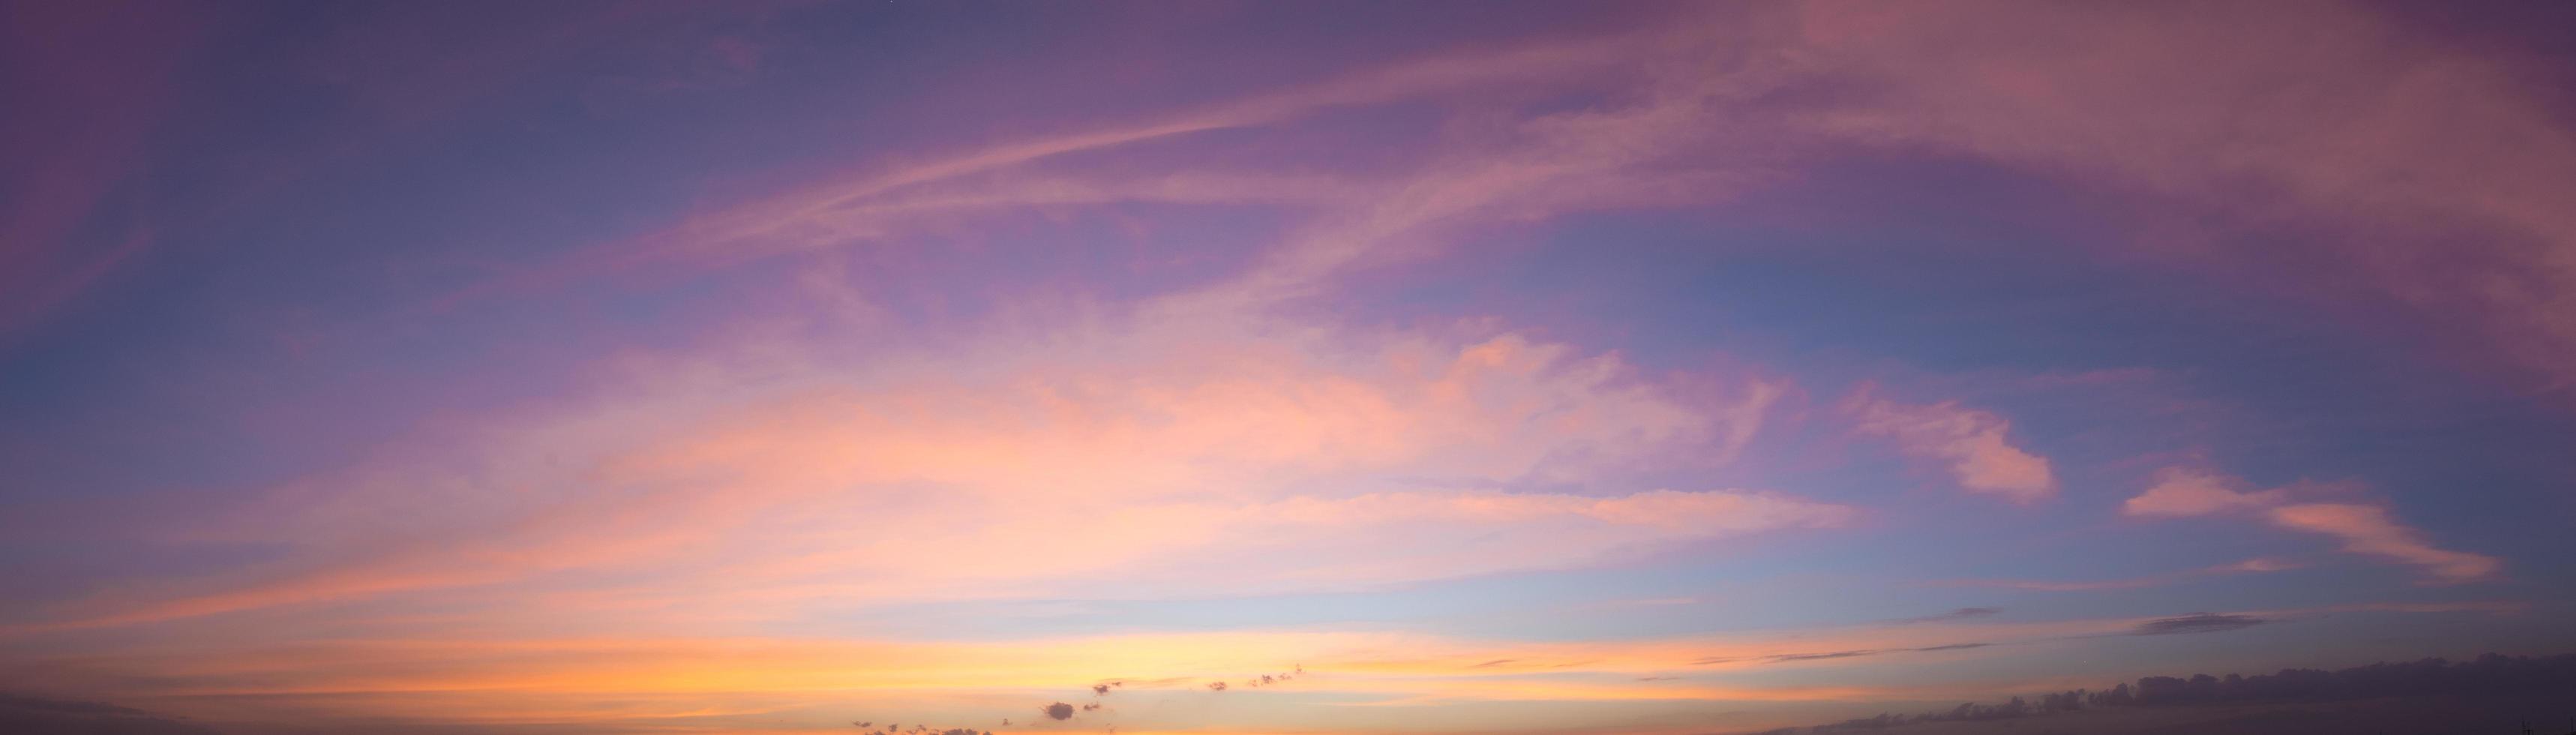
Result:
[8, 603, 2512, 734]
[28, 307, 1814, 630]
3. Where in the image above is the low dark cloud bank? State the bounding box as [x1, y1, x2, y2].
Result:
[0, 694, 224, 735]
[1771, 653, 2576, 734]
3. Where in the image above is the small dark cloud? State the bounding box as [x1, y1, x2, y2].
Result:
[1892, 607, 2002, 625]
[1091, 684, 1110, 695]
[1759, 644, 1988, 664]
[1205, 681, 1228, 692]
[2131, 613, 2267, 636]
[1773, 650, 1881, 662]
[1041, 702, 1075, 721]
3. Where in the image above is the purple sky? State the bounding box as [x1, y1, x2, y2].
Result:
[4, 2, 2575, 734]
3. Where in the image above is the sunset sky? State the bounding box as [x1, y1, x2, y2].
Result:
[4, 2, 2575, 734]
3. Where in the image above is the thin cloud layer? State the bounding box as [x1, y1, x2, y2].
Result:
[1951, 558, 2304, 592]
[1889, 608, 2001, 625]
[2265, 504, 2503, 584]
[2119, 468, 2500, 583]
[2128, 613, 2269, 636]
[25, 310, 1828, 630]
[2, 2, 2570, 734]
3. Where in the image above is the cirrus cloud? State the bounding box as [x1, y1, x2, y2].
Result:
[2119, 468, 2498, 584]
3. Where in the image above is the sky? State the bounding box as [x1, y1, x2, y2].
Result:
[4, 2, 2576, 734]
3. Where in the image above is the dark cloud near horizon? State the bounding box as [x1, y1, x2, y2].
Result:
[1773, 652, 2576, 735]
[2130, 613, 2267, 636]
[1028, 665, 1301, 728]
[0, 694, 224, 735]
[1773, 650, 1879, 662]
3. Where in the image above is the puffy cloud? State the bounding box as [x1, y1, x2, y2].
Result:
[1850, 395, 2056, 502]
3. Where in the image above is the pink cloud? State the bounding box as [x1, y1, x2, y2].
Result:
[2119, 467, 2287, 518]
[1789, 1, 2576, 389]
[1849, 394, 2055, 502]
[29, 303, 1817, 628]
[402, 1, 2576, 401]
[0, 2, 203, 333]
[2266, 503, 2501, 584]
[2119, 468, 2498, 583]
